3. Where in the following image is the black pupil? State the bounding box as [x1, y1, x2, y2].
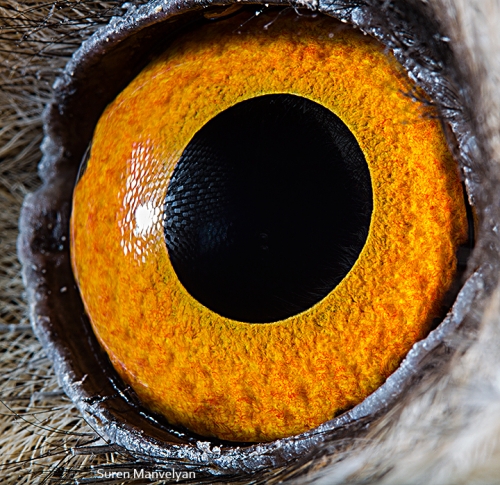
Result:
[164, 94, 372, 323]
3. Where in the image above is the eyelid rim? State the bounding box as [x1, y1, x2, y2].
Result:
[17, 0, 487, 478]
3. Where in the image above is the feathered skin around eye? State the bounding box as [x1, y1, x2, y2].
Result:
[2, 1, 500, 484]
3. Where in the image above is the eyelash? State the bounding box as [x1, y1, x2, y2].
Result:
[7, 0, 486, 482]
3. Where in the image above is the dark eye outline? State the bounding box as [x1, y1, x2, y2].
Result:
[17, 0, 488, 481]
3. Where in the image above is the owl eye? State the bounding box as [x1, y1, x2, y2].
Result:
[19, 0, 480, 478]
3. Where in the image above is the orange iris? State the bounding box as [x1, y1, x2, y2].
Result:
[71, 11, 468, 442]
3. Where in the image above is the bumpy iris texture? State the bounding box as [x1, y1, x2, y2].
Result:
[71, 11, 468, 442]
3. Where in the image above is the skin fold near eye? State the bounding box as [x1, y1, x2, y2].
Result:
[71, 11, 468, 442]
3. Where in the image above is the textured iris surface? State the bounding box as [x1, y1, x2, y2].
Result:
[71, 12, 468, 442]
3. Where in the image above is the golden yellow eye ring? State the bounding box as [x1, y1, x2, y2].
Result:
[71, 12, 468, 442]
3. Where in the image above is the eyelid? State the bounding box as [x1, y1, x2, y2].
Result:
[17, 0, 484, 480]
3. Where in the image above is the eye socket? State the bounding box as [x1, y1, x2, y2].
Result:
[18, 0, 480, 476]
[71, 8, 468, 443]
